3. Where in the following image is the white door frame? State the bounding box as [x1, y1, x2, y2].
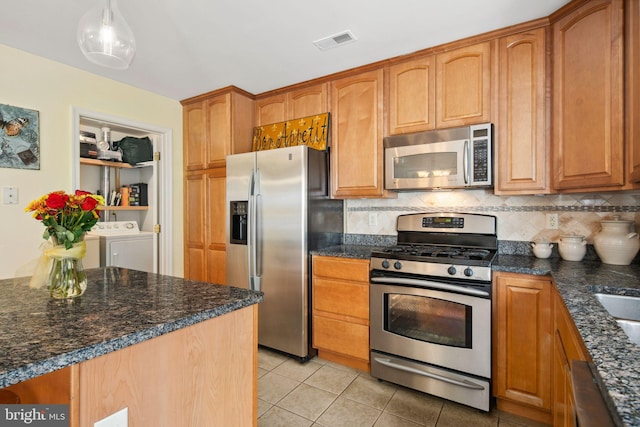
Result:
[71, 107, 173, 276]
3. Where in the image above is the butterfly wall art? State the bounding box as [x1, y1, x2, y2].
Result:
[0, 103, 40, 170]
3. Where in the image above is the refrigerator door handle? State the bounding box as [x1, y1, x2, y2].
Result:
[254, 168, 262, 290]
[247, 168, 258, 291]
[249, 168, 261, 291]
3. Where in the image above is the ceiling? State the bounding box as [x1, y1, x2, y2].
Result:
[0, 0, 571, 101]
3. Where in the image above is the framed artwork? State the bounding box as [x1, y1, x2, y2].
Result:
[0, 103, 40, 170]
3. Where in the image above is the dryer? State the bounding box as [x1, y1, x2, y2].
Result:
[88, 221, 155, 273]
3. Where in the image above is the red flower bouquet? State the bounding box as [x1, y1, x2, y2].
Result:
[26, 190, 104, 298]
[26, 190, 104, 249]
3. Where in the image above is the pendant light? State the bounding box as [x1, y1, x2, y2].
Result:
[77, 0, 136, 70]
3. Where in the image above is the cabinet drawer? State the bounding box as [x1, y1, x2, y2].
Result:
[313, 256, 369, 282]
[313, 278, 369, 320]
[313, 316, 369, 360]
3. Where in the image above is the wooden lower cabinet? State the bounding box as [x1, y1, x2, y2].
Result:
[184, 167, 226, 284]
[1, 306, 259, 426]
[493, 272, 553, 424]
[553, 288, 590, 427]
[312, 256, 370, 371]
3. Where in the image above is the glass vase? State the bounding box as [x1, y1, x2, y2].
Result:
[48, 237, 88, 299]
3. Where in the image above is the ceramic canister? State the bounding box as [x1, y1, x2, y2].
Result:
[593, 215, 640, 265]
[558, 235, 587, 262]
[531, 242, 553, 259]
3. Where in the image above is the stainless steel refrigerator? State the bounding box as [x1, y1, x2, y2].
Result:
[226, 145, 343, 359]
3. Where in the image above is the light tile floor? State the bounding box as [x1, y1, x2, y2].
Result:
[258, 347, 549, 427]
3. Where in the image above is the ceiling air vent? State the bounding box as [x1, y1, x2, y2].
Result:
[313, 30, 358, 51]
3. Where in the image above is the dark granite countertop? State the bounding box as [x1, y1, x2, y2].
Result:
[0, 267, 263, 389]
[314, 244, 640, 426]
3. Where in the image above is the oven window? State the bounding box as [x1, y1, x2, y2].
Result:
[393, 152, 457, 179]
[384, 293, 472, 348]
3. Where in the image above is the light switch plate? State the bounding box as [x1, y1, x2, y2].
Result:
[3, 187, 18, 205]
[94, 407, 128, 427]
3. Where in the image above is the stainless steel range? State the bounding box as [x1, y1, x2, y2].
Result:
[369, 212, 497, 411]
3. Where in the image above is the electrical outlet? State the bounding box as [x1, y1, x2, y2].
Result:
[94, 407, 128, 427]
[546, 213, 559, 230]
[368, 212, 378, 226]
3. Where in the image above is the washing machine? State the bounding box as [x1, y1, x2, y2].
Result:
[87, 221, 155, 273]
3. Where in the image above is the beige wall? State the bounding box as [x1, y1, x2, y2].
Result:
[0, 44, 183, 280]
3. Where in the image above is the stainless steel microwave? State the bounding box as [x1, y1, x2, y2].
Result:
[384, 123, 493, 191]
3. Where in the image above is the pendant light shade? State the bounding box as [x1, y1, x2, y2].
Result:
[77, 0, 136, 70]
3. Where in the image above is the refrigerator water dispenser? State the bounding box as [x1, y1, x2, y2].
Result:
[230, 201, 248, 244]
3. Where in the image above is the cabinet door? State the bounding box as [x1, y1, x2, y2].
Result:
[184, 171, 207, 281]
[553, 331, 575, 427]
[553, 0, 624, 190]
[330, 69, 387, 198]
[206, 168, 226, 285]
[495, 28, 549, 194]
[494, 272, 552, 420]
[255, 93, 286, 126]
[627, 0, 640, 183]
[436, 42, 492, 128]
[183, 102, 206, 171]
[184, 169, 226, 284]
[388, 56, 436, 134]
[288, 83, 328, 118]
[206, 93, 231, 169]
[553, 288, 589, 427]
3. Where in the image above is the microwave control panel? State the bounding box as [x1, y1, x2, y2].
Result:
[470, 124, 492, 185]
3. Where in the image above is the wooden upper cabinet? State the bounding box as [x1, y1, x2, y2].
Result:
[330, 69, 389, 198]
[256, 83, 328, 126]
[495, 28, 550, 195]
[206, 93, 232, 168]
[627, 0, 640, 183]
[388, 56, 436, 134]
[288, 83, 329, 119]
[552, 0, 624, 191]
[183, 102, 206, 171]
[436, 42, 492, 128]
[255, 93, 286, 126]
[182, 88, 255, 171]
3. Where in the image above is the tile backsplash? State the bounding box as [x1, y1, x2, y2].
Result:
[345, 189, 640, 244]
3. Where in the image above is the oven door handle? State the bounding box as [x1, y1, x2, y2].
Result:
[370, 277, 489, 297]
[374, 357, 486, 391]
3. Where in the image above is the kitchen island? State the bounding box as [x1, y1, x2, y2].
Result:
[0, 267, 263, 426]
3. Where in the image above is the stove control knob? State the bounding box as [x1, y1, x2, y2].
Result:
[464, 267, 474, 277]
[393, 261, 402, 270]
[447, 266, 457, 275]
[381, 260, 390, 269]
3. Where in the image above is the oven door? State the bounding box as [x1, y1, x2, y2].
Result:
[370, 280, 491, 379]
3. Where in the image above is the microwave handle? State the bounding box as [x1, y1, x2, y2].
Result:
[463, 139, 470, 185]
